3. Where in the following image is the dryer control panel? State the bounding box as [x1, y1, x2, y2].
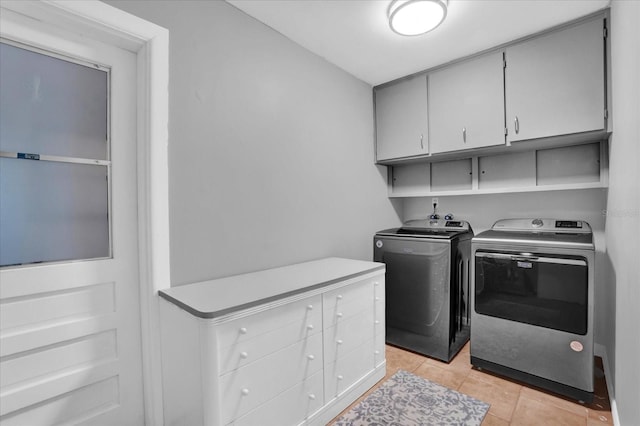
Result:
[492, 218, 591, 233]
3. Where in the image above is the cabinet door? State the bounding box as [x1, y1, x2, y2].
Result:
[429, 51, 506, 154]
[375, 75, 429, 161]
[505, 17, 605, 143]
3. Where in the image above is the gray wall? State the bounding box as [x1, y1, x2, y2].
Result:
[105, 0, 402, 286]
[608, 0, 640, 423]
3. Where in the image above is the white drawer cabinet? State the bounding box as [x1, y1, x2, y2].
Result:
[158, 258, 386, 426]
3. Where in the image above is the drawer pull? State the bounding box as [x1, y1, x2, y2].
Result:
[375, 296, 380, 301]
[308, 393, 316, 400]
[337, 295, 343, 300]
[336, 339, 343, 345]
[240, 351, 248, 359]
[374, 350, 380, 355]
[336, 312, 343, 318]
[239, 327, 248, 334]
[307, 304, 313, 310]
[307, 354, 315, 361]
[307, 324, 314, 330]
[337, 375, 344, 380]
[241, 388, 250, 396]
[374, 281, 379, 286]
[374, 320, 380, 325]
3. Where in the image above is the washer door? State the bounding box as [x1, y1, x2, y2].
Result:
[381, 240, 450, 336]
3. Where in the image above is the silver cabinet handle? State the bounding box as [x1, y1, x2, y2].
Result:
[514, 116, 520, 134]
[420, 134, 424, 149]
[462, 127, 466, 143]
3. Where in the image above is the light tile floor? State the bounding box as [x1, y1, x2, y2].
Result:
[330, 342, 613, 425]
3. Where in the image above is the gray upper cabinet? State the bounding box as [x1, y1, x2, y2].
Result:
[505, 17, 606, 143]
[428, 51, 506, 154]
[375, 75, 429, 162]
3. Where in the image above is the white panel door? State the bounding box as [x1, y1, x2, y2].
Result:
[0, 9, 144, 426]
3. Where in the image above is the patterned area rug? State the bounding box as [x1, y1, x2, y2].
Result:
[334, 370, 490, 426]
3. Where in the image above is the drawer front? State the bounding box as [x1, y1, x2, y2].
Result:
[217, 295, 321, 349]
[323, 279, 373, 329]
[231, 370, 324, 426]
[374, 331, 386, 368]
[373, 276, 384, 315]
[374, 277, 385, 337]
[219, 315, 321, 375]
[220, 332, 323, 424]
[324, 307, 374, 363]
[324, 339, 375, 401]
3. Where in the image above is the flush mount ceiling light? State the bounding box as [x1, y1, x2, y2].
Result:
[388, 0, 448, 36]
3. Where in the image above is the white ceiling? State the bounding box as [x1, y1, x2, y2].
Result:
[226, 0, 610, 86]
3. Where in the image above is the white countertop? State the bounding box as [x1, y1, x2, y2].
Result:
[158, 257, 385, 318]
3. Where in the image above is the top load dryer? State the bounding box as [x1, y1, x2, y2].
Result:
[374, 218, 473, 362]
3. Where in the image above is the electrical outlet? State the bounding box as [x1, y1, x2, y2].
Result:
[432, 198, 438, 207]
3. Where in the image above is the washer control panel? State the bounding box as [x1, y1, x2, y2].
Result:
[402, 218, 470, 231]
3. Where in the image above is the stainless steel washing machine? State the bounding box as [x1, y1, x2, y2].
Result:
[471, 218, 595, 402]
[374, 219, 473, 362]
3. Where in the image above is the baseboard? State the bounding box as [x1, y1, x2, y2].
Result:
[594, 343, 621, 426]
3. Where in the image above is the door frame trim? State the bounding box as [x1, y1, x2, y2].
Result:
[0, 1, 171, 423]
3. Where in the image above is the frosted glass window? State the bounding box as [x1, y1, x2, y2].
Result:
[0, 159, 109, 266]
[0, 42, 108, 160]
[0, 41, 110, 267]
